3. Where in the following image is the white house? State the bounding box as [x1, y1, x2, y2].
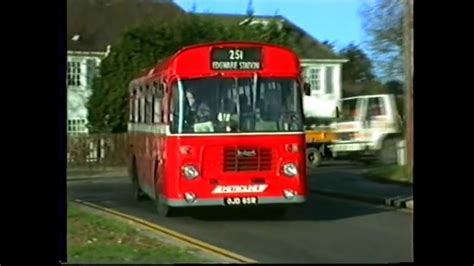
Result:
[67, 49, 108, 134]
[300, 59, 348, 119]
[67, 0, 185, 134]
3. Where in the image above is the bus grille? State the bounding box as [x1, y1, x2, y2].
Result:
[223, 147, 272, 172]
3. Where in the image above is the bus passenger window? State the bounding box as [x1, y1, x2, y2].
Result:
[137, 95, 142, 123]
[146, 95, 152, 124]
[140, 98, 145, 123]
[144, 85, 151, 124]
[144, 94, 149, 123]
[130, 90, 136, 122]
[152, 83, 163, 124]
[137, 87, 145, 123]
[153, 98, 162, 123]
[134, 90, 139, 123]
[153, 82, 165, 124]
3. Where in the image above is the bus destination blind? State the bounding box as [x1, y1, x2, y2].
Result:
[211, 48, 262, 70]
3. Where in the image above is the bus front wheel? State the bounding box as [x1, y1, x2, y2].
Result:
[156, 195, 173, 217]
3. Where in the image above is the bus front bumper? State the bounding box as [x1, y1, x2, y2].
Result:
[162, 195, 307, 207]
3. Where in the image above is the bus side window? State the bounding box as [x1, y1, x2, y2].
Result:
[160, 82, 168, 123]
[139, 86, 145, 123]
[152, 81, 163, 124]
[130, 89, 136, 122]
[136, 87, 140, 123]
[145, 85, 152, 124]
[144, 85, 148, 123]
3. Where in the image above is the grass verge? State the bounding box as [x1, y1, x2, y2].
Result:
[67, 204, 210, 263]
[363, 165, 413, 187]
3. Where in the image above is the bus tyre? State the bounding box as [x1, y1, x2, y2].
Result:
[132, 178, 147, 201]
[306, 147, 321, 168]
[378, 137, 400, 165]
[156, 195, 173, 217]
[131, 162, 148, 201]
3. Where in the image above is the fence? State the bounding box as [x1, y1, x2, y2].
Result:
[67, 133, 129, 168]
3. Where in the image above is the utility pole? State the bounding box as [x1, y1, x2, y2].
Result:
[404, 0, 413, 176]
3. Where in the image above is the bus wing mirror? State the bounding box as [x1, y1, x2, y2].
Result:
[335, 107, 340, 118]
[303, 82, 311, 96]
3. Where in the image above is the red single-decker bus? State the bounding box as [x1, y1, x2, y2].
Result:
[128, 42, 308, 217]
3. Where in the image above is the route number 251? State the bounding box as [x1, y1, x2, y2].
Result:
[228, 49, 244, 60]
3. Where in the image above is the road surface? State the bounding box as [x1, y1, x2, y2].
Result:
[67, 163, 412, 263]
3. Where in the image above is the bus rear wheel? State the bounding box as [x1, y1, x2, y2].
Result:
[131, 161, 148, 201]
[132, 178, 149, 201]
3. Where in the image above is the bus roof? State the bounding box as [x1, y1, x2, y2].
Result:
[130, 42, 301, 86]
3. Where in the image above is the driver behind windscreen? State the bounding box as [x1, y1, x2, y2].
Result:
[185, 90, 211, 124]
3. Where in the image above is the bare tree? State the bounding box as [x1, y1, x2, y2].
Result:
[246, 0, 254, 16]
[190, 0, 197, 13]
[360, 0, 405, 80]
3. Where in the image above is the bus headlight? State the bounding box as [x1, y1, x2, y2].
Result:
[283, 189, 297, 199]
[283, 163, 298, 177]
[182, 165, 199, 180]
[184, 192, 197, 203]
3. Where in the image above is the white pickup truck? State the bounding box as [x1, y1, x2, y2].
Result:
[330, 94, 404, 164]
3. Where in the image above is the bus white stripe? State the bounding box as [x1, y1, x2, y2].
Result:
[128, 123, 305, 136]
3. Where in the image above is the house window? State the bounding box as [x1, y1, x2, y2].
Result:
[325, 66, 334, 94]
[86, 59, 98, 87]
[67, 61, 81, 86]
[308, 67, 321, 93]
[67, 119, 87, 133]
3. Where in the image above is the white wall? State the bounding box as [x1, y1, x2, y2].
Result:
[301, 61, 344, 119]
[67, 53, 104, 133]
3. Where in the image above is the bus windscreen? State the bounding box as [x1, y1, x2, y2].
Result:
[172, 77, 303, 134]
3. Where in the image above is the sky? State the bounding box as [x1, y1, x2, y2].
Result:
[173, 0, 368, 52]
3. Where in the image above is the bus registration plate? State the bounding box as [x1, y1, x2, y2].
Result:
[224, 196, 258, 206]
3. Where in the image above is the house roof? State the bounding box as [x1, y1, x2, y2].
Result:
[67, 0, 341, 59]
[194, 13, 341, 59]
[67, 0, 186, 52]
